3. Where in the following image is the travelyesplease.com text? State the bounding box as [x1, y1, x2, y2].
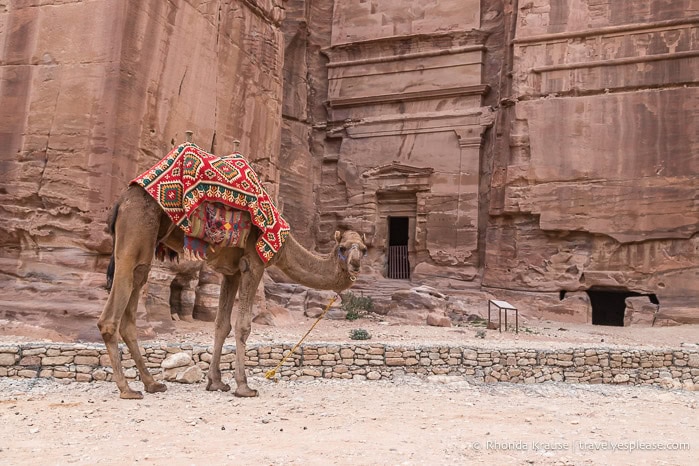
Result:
[466, 439, 690, 453]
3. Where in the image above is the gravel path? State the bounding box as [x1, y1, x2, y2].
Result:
[1, 375, 696, 465]
[1, 318, 698, 464]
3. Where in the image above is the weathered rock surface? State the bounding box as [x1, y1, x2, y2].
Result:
[389, 286, 451, 325]
[278, 0, 697, 327]
[545, 292, 593, 324]
[483, 0, 699, 323]
[0, 0, 287, 337]
[624, 297, 658, 327]
[426, 312, 452, 328]
[175, 365, 203, 384]
[1, 0, 697, 340]
[253, 304, 296, 327]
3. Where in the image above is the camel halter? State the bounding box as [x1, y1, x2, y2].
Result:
[265, 295, 337, 382]
[338, 244, 362, 282]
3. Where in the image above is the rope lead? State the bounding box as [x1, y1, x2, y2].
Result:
[264, 295, 338, 381]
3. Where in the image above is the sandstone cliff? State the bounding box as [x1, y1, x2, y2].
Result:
[279, 0, 698, 325]
[0, 0, 286, 338]
[485, 0, 699, 324]
[0, 0, 696, 338]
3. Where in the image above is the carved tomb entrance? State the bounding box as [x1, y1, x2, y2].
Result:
[378, 191, 417, 280]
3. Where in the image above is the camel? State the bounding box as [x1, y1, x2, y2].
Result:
[97, 184, 367, 399]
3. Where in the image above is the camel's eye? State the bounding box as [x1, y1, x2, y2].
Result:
[361, 247, 367, 257]
[339, 247, 347, 255]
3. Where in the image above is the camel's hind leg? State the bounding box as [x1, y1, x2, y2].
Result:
[99, 264, 158, 399]
[119, 266, 167, 395]
[97, 187, 161, 399]
[206, 273, 240, 392]
[98, 264, 144, 398]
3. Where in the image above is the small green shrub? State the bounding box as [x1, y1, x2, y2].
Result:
[349, 328, 371, 340]
[341, 292, 374, 321]
[468, 316, 488, 328]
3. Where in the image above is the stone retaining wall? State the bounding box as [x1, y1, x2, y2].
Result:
[1, 343, 698, 389]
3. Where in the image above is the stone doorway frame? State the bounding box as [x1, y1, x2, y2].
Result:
[361, 162, 434, 279]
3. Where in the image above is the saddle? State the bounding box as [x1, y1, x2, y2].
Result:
[133, 142, 289, 262]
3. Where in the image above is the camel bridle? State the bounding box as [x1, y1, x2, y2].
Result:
[338, 243, 363, 281]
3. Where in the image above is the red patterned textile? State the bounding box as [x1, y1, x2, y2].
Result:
[189, 203, 252, 248]
[131, 143, 290, 262]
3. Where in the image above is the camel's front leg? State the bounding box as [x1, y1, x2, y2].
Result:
[207, 273, 240, 392]
[233, 256, 264, 397]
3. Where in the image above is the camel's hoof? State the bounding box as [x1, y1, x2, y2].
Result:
[119, 389, 144, 400]
[234, 386, 259, 398]
[206, 379, 231, 392]
[145, 382, 167, 394]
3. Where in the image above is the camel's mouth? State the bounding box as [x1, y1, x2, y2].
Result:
[348, 268, 360, 281]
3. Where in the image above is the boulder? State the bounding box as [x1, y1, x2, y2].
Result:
[176, 365, 204, 384]
[426, 312, 452, 327]
[306, 289, 339, 310]
[305, 307, 324, 318]
[389, 286, 449, 324]
[624, 297, 657, 327]
[252, 304, 296, 327]
[326, 309, 348, 320]
[390, 286, 448, 311]
[162, 352, 193, 369]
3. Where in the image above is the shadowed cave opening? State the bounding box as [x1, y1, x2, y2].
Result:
[582, 288, 659, 326]
[169, 280, 185, 317]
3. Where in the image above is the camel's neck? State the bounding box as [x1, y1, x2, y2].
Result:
[275, 234, 353, 293]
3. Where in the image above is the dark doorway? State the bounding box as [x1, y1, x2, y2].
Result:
[387, 216, 410, 279]
[169, 280, 185, 317]
[586, 288, 658, 326]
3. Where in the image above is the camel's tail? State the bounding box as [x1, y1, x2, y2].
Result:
[105, 201, 120, 291]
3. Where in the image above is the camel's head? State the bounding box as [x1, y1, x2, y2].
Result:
[334, 230, 367, 281]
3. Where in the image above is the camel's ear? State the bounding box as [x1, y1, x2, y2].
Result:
[334, 230, 342, 243]
[362, 233, 367, 244]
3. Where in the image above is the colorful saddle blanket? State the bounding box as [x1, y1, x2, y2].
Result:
[173, 203, 252, 261]
[189, 203, 251, 248]
[131, 142, 290, 262]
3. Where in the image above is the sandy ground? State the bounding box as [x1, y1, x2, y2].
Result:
[2, 309, 699, 350]
[1, 318, 698, 465]
[168, 316, 699, 350]
[0, 376, 696, 466]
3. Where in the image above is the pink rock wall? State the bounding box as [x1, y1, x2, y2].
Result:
[485, 0, 699, 322]
[280, 0, 698, 324]
[0, 0, 286, 337]
[1, 0, 696, 336]
[319, 0, 493, 281]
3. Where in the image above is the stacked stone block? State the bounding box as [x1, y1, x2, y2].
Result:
[0, 343, 697, 389]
